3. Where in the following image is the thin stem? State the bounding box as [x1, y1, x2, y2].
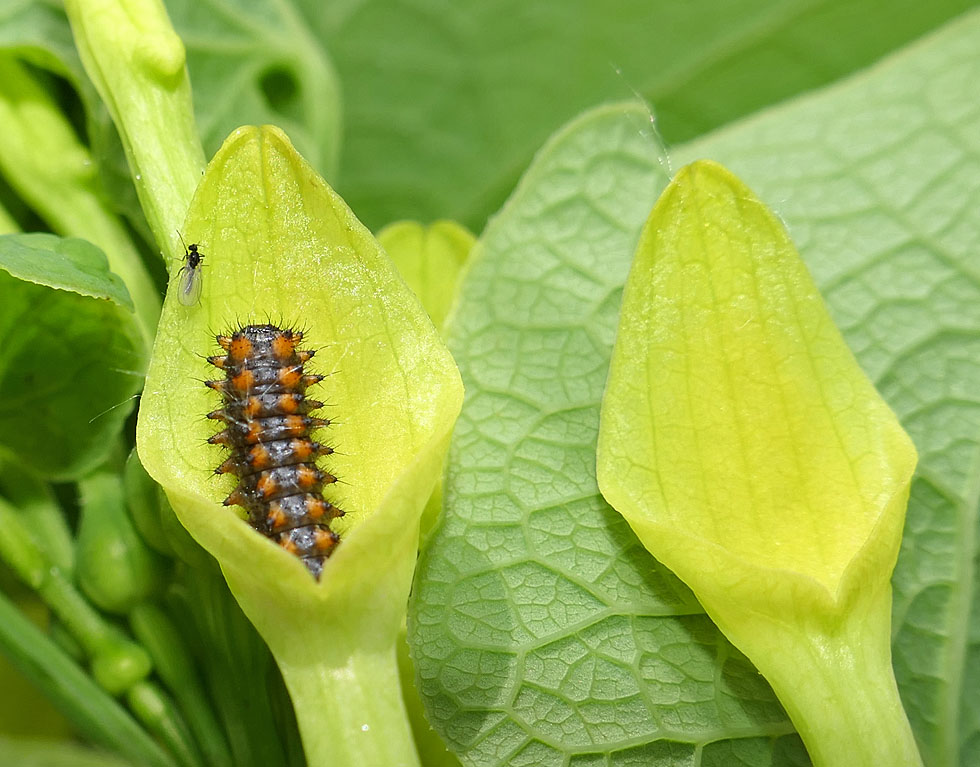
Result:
[278, 643, 421, 767]
[723, 584, 923, 767]
[0, 591, 177, 767]
[131, 602, 234, 767]
[0, 461, 76, 575]
[37, 572, 117, 655]
[0, 498, 152, 694]
[127, 681, 205, 767]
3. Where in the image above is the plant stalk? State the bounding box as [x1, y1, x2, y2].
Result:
[0, 591, 176, 767]
[277, 643, 421, 767]
[65, 0, 205, 264]
[719, 583, 923, 767]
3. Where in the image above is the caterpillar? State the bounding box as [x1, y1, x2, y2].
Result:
[205, 323, 343, 578]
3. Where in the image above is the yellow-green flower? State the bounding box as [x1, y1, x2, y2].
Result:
[598, 160, 921, 767]
[138, 126, 463, 767]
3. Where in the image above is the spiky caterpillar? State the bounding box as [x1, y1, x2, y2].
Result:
[206, 323, 343, 578]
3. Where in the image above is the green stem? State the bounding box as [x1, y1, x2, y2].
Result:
[38, 571, 116, 654]
[278, 644, 420, 767]
[0, 56, 159, 342]
[127, 681, 205, 767]
[0, 591, 177, 767]
[0, 498, 152, 693]
[39, 570, 153, 695]
[0, 461, 76, 575]
[64, 0, 205, 263]
[722, 584, 922, 767]
[131, 602, 233, 767]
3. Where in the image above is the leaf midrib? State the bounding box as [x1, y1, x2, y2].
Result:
[941, 468, 978, 764]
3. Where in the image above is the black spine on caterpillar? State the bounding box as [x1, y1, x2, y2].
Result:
[205, 323, 343, 579]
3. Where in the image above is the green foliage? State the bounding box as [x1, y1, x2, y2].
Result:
[165, 0, 342, 181]
[0, 591, 176, 767]
[409, 104, 804, 765]
[0, 56, 159, 337]
[0, 234, 143, 480]
[308, 0, 975, 229]
[0, 2, 978, 766]
[409, 10, 980, 765]
[0, 233, 133, 308]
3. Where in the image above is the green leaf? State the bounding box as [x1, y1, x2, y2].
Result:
[673, 10, 980, 765]
[377, 220, 475, 333]
[597, 160, 920, 766]
[0, 56, 159, 339]
[165, 0, 342, 180]
[410, 104, 804, 765]
[0, 237, 144, 480]
[0, 233, 132, 309]
[136, 125, 462, 766]
[302, 0, 973, 229]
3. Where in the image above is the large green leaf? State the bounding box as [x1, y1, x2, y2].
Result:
[673, 10, 980, 765]
[409, 104, 809, 765]
[295, 0, 973, 229]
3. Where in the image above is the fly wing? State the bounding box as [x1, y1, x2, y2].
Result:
[177, 266, 203, 306]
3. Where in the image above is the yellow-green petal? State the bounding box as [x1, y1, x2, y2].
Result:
[376, 219, 474, 547]
[376, 219, 475, 334]
[137, 125, 463, 766]
[597, 160, 921, 766]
